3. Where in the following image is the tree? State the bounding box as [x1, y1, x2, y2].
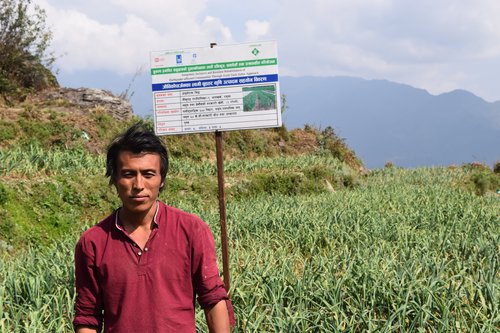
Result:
[0, 0, 57, 99]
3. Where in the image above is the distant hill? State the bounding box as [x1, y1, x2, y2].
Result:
[59, 72, 500, 169]
[280, 76, 500, 168]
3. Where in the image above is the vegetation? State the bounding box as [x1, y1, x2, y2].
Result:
[0, 108, 498, 333]
[0, 101, 361, 168]
[0, 166, 498, 332]
[0, 143, 361, 247]
[0, 0, 58, 102]
[461, 163, 500, 196]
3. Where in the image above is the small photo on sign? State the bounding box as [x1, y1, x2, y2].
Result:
[242, 85, 277, 112]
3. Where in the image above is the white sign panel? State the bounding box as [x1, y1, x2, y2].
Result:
[150, 41, 281, 135]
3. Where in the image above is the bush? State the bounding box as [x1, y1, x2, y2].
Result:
[494, 161, 500, 174]
[462, 163, 500, 196]
[384, 161, 395, 169]
[0, 0, 57, 99]
[471, 171, 499, 196]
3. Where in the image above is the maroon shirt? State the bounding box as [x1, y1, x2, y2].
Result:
[73, 201, 234, 332]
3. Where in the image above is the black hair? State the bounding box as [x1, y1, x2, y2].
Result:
[106, 123, 169, 191]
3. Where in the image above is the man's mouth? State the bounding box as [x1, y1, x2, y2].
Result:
[130, 195, 149, 202]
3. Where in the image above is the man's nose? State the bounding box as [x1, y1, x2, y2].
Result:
[133, 176, 145, 190]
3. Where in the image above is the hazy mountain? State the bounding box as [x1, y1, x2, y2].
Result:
[281, 76, 500, 168]
[59, 72, 499, 169]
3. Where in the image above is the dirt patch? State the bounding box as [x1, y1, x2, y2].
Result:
[288, 129, 319, 154]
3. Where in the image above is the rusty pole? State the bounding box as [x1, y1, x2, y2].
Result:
[215, 130, 230, 292]
[211, 41, 230, 292]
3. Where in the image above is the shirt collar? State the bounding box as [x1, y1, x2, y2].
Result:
[114, 201, 160, 231]
[152, 201, 159, 227]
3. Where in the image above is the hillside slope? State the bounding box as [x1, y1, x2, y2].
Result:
[0, 89, 498, 333]
[0, 89, 364, 247]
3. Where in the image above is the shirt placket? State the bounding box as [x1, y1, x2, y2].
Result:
[132, 228, 158, 276]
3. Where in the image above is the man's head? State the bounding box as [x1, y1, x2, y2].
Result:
[106, 123, 169, 192]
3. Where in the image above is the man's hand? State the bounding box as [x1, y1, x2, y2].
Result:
[204, 300, 230, 333]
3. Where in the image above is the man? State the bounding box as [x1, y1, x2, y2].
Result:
[73, 123, 234, 332]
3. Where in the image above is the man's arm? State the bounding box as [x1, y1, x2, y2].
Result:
[193, 222, 235, 330]
[204, 300, 230, 333]
[74, 237, 103, 331]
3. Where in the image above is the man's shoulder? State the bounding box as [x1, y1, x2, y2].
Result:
[158, 201, 209, 230]
[75, 211, 116, 259]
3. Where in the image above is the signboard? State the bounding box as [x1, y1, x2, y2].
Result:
[150, 41, 281, 135]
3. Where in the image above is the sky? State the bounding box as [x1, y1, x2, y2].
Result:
[34, 0, 500, 104]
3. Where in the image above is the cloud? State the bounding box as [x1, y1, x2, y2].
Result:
[245, 20, 271, 41]
[35, 0, 233, 73]
[32, 0, 500, 101]
[269, 0, 500, 99]
[47, 11, 161, 72]
[202, 16, 233, 43]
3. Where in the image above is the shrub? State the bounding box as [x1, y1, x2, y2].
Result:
[462, 163, 500, 196]
[494, 161, 500, 174]
[470, 171, 499, 196]
[384, 161, 395, 169]
[0, 0, 57, 99]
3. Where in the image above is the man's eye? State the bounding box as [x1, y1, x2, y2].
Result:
[144, 173, 155, 178]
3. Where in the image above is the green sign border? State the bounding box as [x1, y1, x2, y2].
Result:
[151, 58, 277, 76]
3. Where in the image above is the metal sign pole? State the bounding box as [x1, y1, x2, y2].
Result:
[210, 42, 230, 292]
[215, 130, 230, 292]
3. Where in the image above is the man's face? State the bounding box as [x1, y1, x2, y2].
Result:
[114, 151, 164, 216]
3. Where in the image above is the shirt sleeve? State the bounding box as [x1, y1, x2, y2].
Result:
[191, 220, 235, 326]
[73, 235, 103, 331]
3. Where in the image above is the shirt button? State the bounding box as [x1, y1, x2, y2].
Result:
[144, 247, 148, 252]
[138, 251, 142, 256]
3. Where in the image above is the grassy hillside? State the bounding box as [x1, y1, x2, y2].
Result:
[0, 166, 498, 332]
[0, 96, 363, 246]
[0, 97, 499, 332]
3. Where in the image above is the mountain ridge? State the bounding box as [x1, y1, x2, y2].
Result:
[280, 76, 499, 168]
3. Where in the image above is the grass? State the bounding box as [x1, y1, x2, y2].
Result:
[0, 166, 498, 332]
[0, 144, 361, 247]
[209, 168, 499, 332]
[0, 145, 105, 176]
[0, 107, 497, 331]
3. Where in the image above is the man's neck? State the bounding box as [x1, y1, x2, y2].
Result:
[119, 203, 157, 232]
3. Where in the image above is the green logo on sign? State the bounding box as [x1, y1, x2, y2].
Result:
[252, 48, 260, 56]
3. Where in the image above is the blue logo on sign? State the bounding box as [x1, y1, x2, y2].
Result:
[176, 54, 182, 64]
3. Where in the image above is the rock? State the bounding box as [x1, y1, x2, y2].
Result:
[40, 87, 133, 120]
[325, 179, 335, 192]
